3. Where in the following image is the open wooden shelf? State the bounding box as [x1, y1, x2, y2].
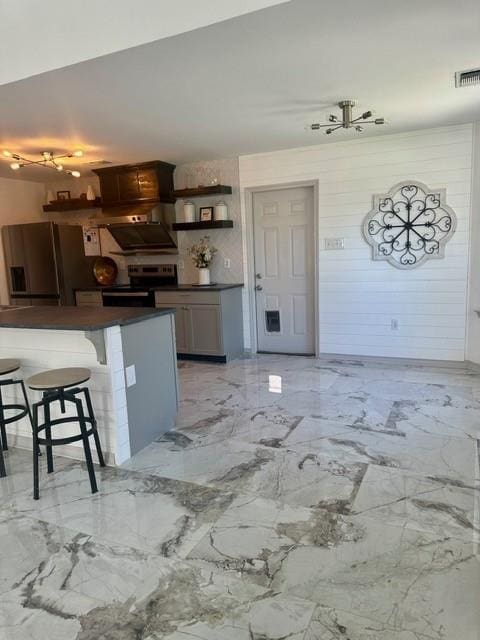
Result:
[171, 185, 232, 199]
[172, 220, 234, 231]
[43, 197, 102, 212]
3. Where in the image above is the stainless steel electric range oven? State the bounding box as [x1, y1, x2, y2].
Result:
[101, 264, 177, 307]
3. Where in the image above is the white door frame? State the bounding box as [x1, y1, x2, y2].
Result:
[244, 180, 320, 356]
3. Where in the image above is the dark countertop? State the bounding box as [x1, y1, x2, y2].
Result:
[151, 283, 244, 292]
[75, 283, 244, 292]
[0, 306, 175, 331]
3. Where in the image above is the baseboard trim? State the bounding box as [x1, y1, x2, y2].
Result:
[7, 433, 115, 466]
[317, 352, 470, 369]
[177, 353, 227, 363]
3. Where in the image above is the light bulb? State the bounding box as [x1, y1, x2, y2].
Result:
[71, 170, 81, 178]
[72, 149, 83, 157]
[56, 164, 63, 171]
[10, 162, 20, 170]
[2, 150, 12, 157]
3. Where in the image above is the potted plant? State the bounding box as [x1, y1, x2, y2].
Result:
[187, 236, 217, 285]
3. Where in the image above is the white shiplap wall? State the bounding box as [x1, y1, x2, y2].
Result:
[239, 124, 473, 361]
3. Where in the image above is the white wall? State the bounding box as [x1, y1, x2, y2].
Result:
[240, 124, 473, 361]
[0, 176, 45, 304]
[466, 122, 480, 364]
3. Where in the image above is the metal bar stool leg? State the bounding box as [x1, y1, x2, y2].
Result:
[43, 393, 54, 474]
[32, 402, 40, 500]
[0, 438, 5, 478]
[0, 386, 7, 452]
[83, 388, 106, 467]
[19, 380, 41, 457]
[75, 398, 98, 494]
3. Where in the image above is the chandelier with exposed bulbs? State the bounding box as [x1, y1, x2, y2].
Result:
[309, 100, 385, 135]
[1, 149, 83, 177]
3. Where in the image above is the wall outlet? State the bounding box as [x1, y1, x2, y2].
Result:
[391, 319, 399, 330]
[125, 365, 136, 387]
[177, 259, 185, 270]
[224, 258, 231, 269]
[324, 237, 345, 250]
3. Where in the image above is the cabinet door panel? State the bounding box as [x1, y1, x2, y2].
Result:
[98, 175, 119, 205]
[155, 304, 188, 352]
[137, 168, 159, 200]
[187, 305, 223, 355]
[118, 171, 140, 201]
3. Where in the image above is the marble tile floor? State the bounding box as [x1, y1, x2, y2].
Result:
[1, 354, 480, 639]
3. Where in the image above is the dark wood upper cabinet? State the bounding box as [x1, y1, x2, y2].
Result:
[93, 161, 176, 207]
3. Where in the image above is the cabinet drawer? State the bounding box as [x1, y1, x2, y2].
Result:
[75, 290, 103, 306]
[154, 290, 221, 305]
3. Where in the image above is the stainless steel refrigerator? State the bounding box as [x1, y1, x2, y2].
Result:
[2, 222, 97, 306]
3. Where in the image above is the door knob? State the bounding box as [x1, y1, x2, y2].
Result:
[255, 284, 263, 291]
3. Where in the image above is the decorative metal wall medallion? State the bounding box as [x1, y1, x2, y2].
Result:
[363, 181, 457, 268]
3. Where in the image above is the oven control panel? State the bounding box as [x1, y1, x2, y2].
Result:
[127, 264, 176, 278]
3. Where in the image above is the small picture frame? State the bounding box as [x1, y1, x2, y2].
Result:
[56, 190, 71, 200]
[199, 206, 214, 222]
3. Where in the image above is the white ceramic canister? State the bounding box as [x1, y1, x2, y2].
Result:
[214, 200, 228, 221]
[183, 201, 196, 223]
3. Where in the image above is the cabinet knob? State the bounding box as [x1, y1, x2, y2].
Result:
[255, 284, 263, 291]
[256, 273, 262, 279]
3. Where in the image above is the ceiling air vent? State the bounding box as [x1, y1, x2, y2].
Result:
[455, 68, 480, 87]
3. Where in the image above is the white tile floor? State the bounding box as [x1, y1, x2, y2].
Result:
[1, 355, 479, 639]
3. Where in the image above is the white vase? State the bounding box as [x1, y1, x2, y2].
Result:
[198, 267, 210, 286]
[86, 185, 96, 201]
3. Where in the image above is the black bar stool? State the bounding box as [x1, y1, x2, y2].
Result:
[0, 358, 33, 479]
[27, 367, 105, 500]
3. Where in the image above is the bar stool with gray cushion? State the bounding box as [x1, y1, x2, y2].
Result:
[0, 358, 33, 478]
[27, 367, 105, 500]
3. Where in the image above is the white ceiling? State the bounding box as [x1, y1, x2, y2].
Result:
[1, 0, 480, 181]
[0, 0, 286, 85]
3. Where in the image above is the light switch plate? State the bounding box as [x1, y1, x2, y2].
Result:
[177, 260, 185, 270]
[125, 365, 136, 387]
[224, 258, 231, 269]
[325, 237, 345, 250]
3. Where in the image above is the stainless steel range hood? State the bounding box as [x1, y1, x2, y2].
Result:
[97, 203, 178, 255]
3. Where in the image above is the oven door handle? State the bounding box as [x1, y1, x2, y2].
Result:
[102, 292, 150, 298]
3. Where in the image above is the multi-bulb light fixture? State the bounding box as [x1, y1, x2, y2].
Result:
[309, 100, 385, 135]
[1, 149, 83, 177]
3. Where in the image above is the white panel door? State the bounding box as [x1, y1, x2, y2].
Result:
[253, 187, 315, 354]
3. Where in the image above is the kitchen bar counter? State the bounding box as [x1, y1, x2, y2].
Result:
[75, 283, 244, 292]
[151, 283, 244, 291]
[0, 305, 178, 466]
[0, 305, 174, 331]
